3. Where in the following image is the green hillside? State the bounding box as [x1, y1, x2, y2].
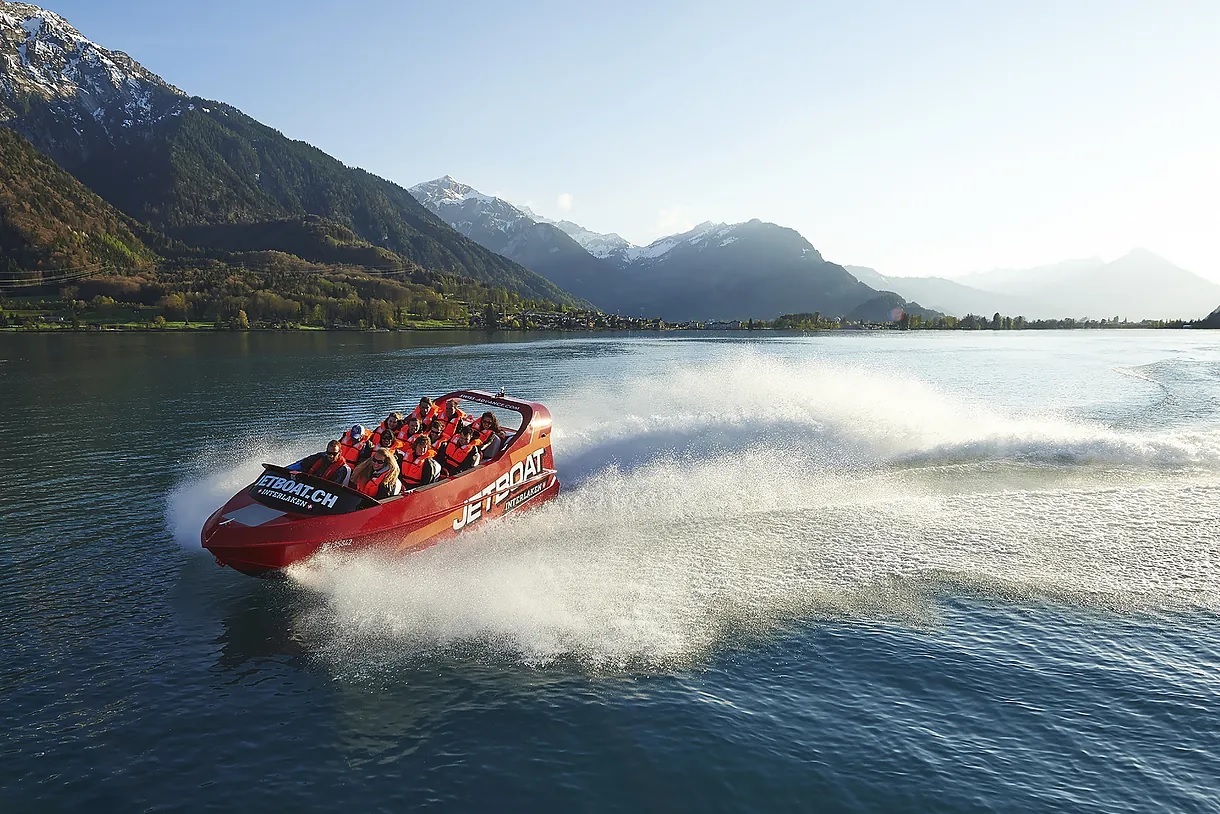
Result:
[176, 215, 405, 268]
[70, 104, 580, 305]
[0, 127, 155, 284]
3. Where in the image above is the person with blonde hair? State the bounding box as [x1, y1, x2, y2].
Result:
[351, 446, 403, 499]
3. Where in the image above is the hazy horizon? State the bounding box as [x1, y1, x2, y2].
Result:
[841, 248, 1182, 281]
[21, 0, 1220, 283]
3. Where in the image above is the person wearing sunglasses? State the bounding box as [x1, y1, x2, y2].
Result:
[426, 418, 447, 452]
[376, 423, 405, 461]
[288, 440, 353, 487]
[351, 446, 403, 499]
[369, 412, 404, 450]
[474, 411, 507, 461]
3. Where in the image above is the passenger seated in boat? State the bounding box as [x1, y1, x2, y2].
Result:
[439, 398, 467, 442]
[439, 423, 482, 477]
[288, 440, 353, 487]
[339, 425, 371, 463]
[351, 448, 403, 499]
[426, 418, 447, 452]
[400, 435, 440, 491]
[474, 411, 507, 461]
[376, 425, 404, 463]
[399, 414, 423, 446]
[409, 396, 438, 427]
[371, 412, 404, 448]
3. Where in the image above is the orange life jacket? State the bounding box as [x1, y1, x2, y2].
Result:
[475, 426, 504, 446]
[306, 454, 348, 482]
[441, 409, 467, 441]
[360, 468, 393, 499]
[404, 433, 434, 455]
[410, 404, 439, 426]
[339, 431, 369, 463]
[371, 427, 403, 451]
[441, 438, 480, 473]
[400, 449, 436, 486]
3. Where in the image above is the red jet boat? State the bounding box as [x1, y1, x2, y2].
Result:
[201, 390, 559, 577]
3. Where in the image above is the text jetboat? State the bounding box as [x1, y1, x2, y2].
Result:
[201, 390, 559, 577]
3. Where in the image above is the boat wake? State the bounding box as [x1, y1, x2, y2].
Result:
[178, 354, 1220, 669]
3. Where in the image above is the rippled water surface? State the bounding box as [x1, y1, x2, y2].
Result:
[3, 330, 1219, 812]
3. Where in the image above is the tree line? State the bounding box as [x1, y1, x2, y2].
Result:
[768, 311, 1187, 330]
[0, 253, 564, 330]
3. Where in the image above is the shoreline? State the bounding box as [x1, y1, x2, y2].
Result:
[0, 323, 1197, 334]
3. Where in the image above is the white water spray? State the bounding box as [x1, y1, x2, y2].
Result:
[166, 438, 318, 551]
[172, 354, 1220, 667]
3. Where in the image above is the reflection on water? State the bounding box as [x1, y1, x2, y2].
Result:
[210, 583, 310, 672]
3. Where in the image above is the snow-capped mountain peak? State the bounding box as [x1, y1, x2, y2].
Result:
[550, 217, 794, 264]
[408, 176, 621, 307]
[622, 222, 715, 262]
[407, 176, 866, 320]
[411, 174, 495, 207]
[408, 176, 533, 236]
[0, 1, 186, 161]
[622, 221, 757, 263]
[513, 206, 634, 259]
[1, 3, 183, 100]
[549, 219, 634, 259]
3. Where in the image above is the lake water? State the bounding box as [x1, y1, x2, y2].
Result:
[3, 330, 1219, 812]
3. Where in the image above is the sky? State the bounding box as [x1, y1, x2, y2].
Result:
[35, 0, 1220, 280]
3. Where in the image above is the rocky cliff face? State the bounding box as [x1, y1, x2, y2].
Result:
[0, 2, 185, 165]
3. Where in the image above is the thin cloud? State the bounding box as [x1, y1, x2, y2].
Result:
[656, 206, 696, 236]
[557, 193, 574, 212]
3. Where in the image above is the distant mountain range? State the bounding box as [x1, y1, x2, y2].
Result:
[410, 177, 938, 321]
[0, 2, 577, 304]
[844, 266, 1046, 319]
[411, 173, 1217, 323]
[958, 252, 1219, 319]
[846, 252, 1219, 320]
